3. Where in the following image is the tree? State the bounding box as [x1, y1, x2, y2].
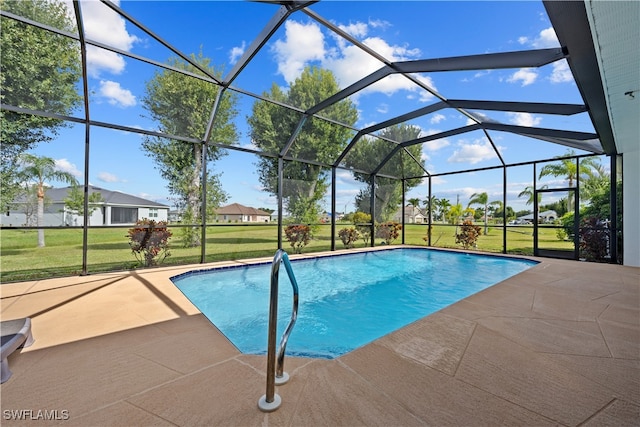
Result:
[247, 66, 358, 224]
[204, 173, 229, 222]
[1, 0, 82, 212]
[467, 192, 501, 235]
[141, 53, 238, 247]
[422, 195, 437, 222]
[436, 198, 451, 223]
[407, 197, 421, 222]
[581, 163, 609, 203]
[408, 197, 421, 208]
[538, 150, 600, 212]
[18, 153, 78, 246]
[448, 203, 463, 226]
[63, 185, 104, 222]
[517, 185, 547, 206]
[346, 124, 425, 221]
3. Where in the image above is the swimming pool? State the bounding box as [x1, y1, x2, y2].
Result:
[171, 248, 537, 358]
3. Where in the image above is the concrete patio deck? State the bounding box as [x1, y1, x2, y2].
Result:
[1, 249, 638, 426]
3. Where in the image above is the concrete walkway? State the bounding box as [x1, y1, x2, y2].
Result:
[1, 250, 638, 426]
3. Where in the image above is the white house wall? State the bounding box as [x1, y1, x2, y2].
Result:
[623, 150, 639, 267]
[1, 205, 168, 227]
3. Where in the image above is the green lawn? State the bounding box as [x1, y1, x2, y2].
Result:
[0, 222, 572, 283]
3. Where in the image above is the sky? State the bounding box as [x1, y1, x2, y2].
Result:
[24, 0, 605, 214]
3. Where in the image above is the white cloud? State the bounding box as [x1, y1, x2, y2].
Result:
[86, 47, 127, 78]
[229, 41, 246, 64]
[80, 0, 140, 77]
[272, 20, 326, 83]
[368, 18, 391, 31]
[338, 22, 369, 38]
[507, 112, 542, 127]
[430, 114, 446, 124]
[531, 27, 560, 49]
[518, 26, 559, 49]
[507, 68, 538, 86]
[422, 137, 450, 152]
[549, 59, 573, 83]
[448, 138, 498, 164]
[323, 38, 386, 88]
[55, 158, 82, 178]
[97, 172, 125, 183]
[420, 129, 451, 151]
[377, 103, 389, 114]
[99, 80, 136, 107]
[273, 19, 434, 101]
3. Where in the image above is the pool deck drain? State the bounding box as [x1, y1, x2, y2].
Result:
[1, 248, 638, 426]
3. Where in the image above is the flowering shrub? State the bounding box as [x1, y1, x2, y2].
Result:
[284, 224, 311, 254]
[455, 219, 481, 249]
[127, 219, 172, 267]
[376, 221, 401, 245]
[338, 227, 359, 249]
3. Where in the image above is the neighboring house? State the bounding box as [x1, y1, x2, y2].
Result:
[1, 185, 169, 227]
[518, 210, 558, 224]
[215, 203, 271, 223]
[168, 210, 183, 223]
[394, 204, 427, 224]
[319, 211, 334, 223]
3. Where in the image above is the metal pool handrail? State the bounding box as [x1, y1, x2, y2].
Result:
[258, 249, 299, 412]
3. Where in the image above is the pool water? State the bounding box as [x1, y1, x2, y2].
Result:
[171, 248, 537, 358]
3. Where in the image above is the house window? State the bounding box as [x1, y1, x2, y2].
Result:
[111, 207, 138, 224]
[149, 208, 158, 218]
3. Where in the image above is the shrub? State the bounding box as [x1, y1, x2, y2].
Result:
[455, 219, 481, 249]
[284, 224, 311, 254]
[127, 219, 172, 267]
[376, 221, 401, 245]
[352, 212, 372, 245]
[559, 212, 576, 241]
[579, 216, 609, 262]
[338, 227, 359, 248]
[555, 227, 568, 241]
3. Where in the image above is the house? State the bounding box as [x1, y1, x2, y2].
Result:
[1, 185, 169, 227]
[518, 210, 558, 224]
[215, 203, 271, 223]
[394, 204, 427, 224]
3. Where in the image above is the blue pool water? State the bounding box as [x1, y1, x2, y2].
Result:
[171, 248, 537, 358]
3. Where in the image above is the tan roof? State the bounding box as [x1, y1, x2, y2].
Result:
[215, 203, 270, 216]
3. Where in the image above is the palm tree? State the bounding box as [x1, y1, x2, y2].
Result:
[448, 203, 463, 235]
[422, 195, 437, 223]
[436, 198, 451, 223]
[406, 197, 421, 223]
[19, 154, 78, 247]
[518, 185, 539, 206]
[538, 150, 600, 212]
[581, 163, 609, 202]
[467, 192, 501, 235]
